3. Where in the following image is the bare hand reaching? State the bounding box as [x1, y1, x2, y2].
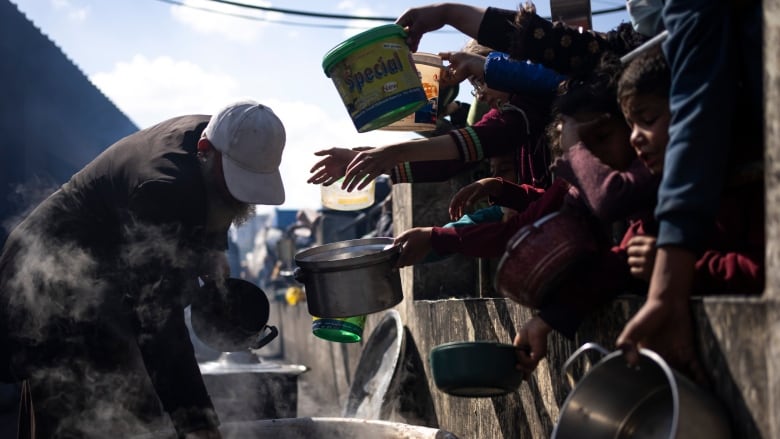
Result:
[448, 178, 502, 221]
[308, 147, 362, 186]
[343, 146, 400, 191]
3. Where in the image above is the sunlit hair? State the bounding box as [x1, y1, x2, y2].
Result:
[617, 45, 670, 104]
[545, 115, 564, 159]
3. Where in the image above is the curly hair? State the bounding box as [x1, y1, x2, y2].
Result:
[617, 45, 670, 103]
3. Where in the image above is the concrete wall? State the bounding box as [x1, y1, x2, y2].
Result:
[764, 1, 780, 438]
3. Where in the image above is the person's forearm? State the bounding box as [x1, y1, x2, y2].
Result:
[440, 3, 485, 39]
[647, 247, 696, 303]
[389, 135, 459, 162]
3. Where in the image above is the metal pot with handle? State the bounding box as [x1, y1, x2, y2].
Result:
[190, 277, 278, 352]
[294, 237, 402, 318]
[553, 343, 731, 439]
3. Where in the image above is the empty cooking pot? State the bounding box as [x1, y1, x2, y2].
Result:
[494, 210, 598, 309]
[553, 343, 731, 439]
[294, 238, 402, 318]
[190, 278, 278, 352]
[429, 341, 527, 397]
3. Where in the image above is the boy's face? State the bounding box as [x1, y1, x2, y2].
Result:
[622, 94, 671, 174]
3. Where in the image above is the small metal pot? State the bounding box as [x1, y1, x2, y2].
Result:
[294, 238, 402, 318]
[553, 343, 731, 439]
[428, 341, 526, 397]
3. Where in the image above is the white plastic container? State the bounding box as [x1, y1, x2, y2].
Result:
[379, 52, 442, 132]
[321, 178, 375, 211]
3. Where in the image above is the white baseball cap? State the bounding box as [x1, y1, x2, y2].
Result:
[203, 100, 286, 205]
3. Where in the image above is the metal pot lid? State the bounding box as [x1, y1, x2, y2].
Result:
[295, 237, 398, 267]
[343, 310, 405, 419]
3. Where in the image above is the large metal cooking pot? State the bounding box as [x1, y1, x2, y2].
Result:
[494, 210, 598, 309]
[553, 343, 731, 439]
[294, 238, 402, 318]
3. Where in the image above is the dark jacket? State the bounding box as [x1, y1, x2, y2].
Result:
[0, 115, 222, 436]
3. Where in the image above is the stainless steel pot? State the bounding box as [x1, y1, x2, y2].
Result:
[294, 238, 402, 318]
[553, 343, 731, 439]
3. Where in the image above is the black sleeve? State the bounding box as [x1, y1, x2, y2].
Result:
[477, 7, 518, 53]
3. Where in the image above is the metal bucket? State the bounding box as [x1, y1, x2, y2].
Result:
[553, 343, 732, 439]
[294, 238, 402, 318]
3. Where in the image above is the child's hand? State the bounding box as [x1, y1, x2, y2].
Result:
[393, 227, 433, 267]
[395, 4, 448, 52]
[448, 178, 502, 221]
[513, 315, 553, 376]
[439, 51, 486, 87]
[308, 147, 362, 186]
[343, 145, 400, 191]
[626, 235, 657, 282]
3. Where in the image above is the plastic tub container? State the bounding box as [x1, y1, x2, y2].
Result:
[312, 315, 366, 343]
[380, 52, 442, 132]
[322, 24, 427, 133]
[321, 178, 375, 211]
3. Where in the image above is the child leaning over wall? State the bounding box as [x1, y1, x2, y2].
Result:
[516, 46, 765, 377]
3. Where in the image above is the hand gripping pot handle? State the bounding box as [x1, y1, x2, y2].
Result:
[561, 342, 609, 391]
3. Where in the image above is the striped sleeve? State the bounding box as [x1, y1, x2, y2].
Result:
[449, 126, 484, 162]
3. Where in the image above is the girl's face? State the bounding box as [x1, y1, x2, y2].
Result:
[560, 112, 635, 171]
[621, 94, 670, 174]
[481, 88, 511, 109]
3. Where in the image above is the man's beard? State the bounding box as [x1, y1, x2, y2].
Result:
[231, 203, 256, 227]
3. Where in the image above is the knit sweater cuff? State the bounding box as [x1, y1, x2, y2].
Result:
[449, 127, 484, 162]
[391, 162, 414, 183]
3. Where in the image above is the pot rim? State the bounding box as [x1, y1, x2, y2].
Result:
[295, 237, 400, 271]
[431, 340, 517, 352]
[553, 347, 680, 438]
